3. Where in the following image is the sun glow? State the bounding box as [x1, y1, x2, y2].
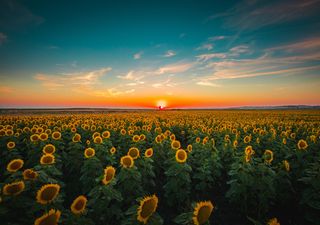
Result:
[157, 100, 167, 110]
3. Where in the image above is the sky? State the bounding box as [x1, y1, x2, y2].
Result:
[0, 0, 320, 108]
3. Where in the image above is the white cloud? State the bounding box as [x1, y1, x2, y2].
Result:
[196, 53, 227, 62]
[196, 43, 213, 51]
[196, 81, 220, 87]
[208, 35, 227, 41]
[34, 67, 112, 90]
[133, 51, 143, 59]
[156, 62, 194, 74]
[164, 50, 176, 57]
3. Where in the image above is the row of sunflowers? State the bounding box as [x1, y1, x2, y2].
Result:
[0, 110, 319, 225]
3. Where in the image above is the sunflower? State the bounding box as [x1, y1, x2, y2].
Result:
[267, 218, 280, 225]
[40, 154, 55, 165]
[170, 134, 176, 141]
[192, 201, 214, 225]
[283, 160, 290, 172]
[30, 134, 40, 142]
[84, 148, 95, 158]
[290, 133, 296, 139]
[282, 138, 287, 145]
[3, 181, 25, 196]
[7, 141, 15, 149]
[39, 133, 49, 141]
[102, 130, 111, 138]
[155, 135, 162, 143]
[5, 129, 14, 136]
[137, 195, 159, 224]
[120, 155, 134, 168]
[297, 139, 308, 150]
[128, 147, 140, 159]
[93, 136, 103, 144]
[92, 132, 100, 139]
[145, 148, 153, 158]
[196, 137, 200, 143]
[51, 131, 61, 140]
[132, 135, 140, 142]
[175, 149, 187, 163]
[187, 144, 193, 153]
[139, 134, 146, 141]
[171, 140, 181, 150]
[7, 159, 24, 172]
[245, 146, 255, 155]
[243, 135, 251, 144]
[72, 133, 81, 143]
[23, 169, 38, 180]
[36, 184, 60, 204]
[43, 144, 56, 154]
[110, 147, 116, 154]
[70, 195, 87, 215]
[120, 129, 126, 135]
[34, 209, 61, 225]
[233, 140, 238, 148]
[102, 166, 116, 185]
[264, 150, 273, 164]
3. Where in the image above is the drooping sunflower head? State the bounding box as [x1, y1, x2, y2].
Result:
[51, 131, 61, 140]
[7, 141, 16, 149]
[102, 166, 116, 185]
[110, 146, 116, 154]
[23, 169, 38, 180]
[297, 139, 308, 150]
[145, 148, 153, 158]
[40, 154, 55, 165]
[34, 209, 61, 225]
[192, 201, 214, 225]
[137, 194, 159, 224]
[72, 133, 81, 143]
[42, 144, 56, 154]
[128, 147, 140, 159]
[36, 184, 60, 204]
[102, 130, 111, 138]
[132, 135, 140, 142]
[120, 155, 134, 168]
[283, 160, 290, 172]
[171, 140, 181, 150]
[84, 148, 95, 158]
[3, 181, 25, 196]
[39, 133, 49, 141]
[267, 217, 280, 225]
[264, 150, 273, 164]
[93, 136, 103, 144]
[175, 149, 187, 163]
[7, 159, 24, 172]
[71, 195, 87, 215]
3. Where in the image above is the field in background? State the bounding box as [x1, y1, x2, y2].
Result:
[0, 110, 319, 225]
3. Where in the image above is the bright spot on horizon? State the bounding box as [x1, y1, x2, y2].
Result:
[157, 100, 167, 109]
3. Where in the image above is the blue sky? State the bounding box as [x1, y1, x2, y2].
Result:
[0, 0, 320, 107]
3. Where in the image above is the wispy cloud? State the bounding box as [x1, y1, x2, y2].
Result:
[196, 53, 227, 62]
[209, 0, 320, 31]
[156, 62, 194, 75]
[34, 67, 112, 90]
[267, 37, 320, 52]
[0, 32, 7, 45]
[133, 51, 143, 59]
[196, 81, 221, 87]
[208, 35, 228, 41]
[196, 43, 213, 51]
[229, 45, 252, 56]
[163, 50, 176, 57]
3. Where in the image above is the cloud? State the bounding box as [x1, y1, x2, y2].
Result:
[0, 32, 7, 45]
[0, 0, 45, 29]
[156, 62, 194, 74]
[106, 88, 135, 96]
[196, 53, 227, 62]
[133, 51, 143, 59]
[196, 43, 213, 51]
[196, 81, 220, 87]
[229, 45, 252, 56]
[209, 0, 320, 31]
[34, 67, 112, 90]
[208, 35, 228, 41]
[117, 70, 145, 82]
[164, 50, 176, 57]
[267, 37, 320, 53]
[151, 78, 176, 88]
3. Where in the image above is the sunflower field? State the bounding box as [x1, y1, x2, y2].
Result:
[0, 110, 319, 225]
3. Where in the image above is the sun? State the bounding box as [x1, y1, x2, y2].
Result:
[156, 100, 167, 110]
